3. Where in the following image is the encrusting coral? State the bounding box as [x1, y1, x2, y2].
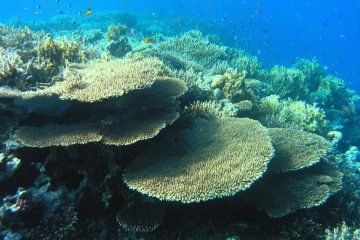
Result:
[123, 117, 274, 203]
[267, 128, 332, 173]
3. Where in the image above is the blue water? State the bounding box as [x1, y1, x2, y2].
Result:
[0, 0, 359, 92]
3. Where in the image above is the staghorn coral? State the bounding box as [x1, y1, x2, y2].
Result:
[123, 117, 274, 203]
[243, 162, 343, 218]
[267, 128, 332, 173]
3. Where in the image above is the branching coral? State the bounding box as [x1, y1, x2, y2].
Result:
[123, 117, 274, 203]
[258, 95, 328, 133]
[230, 49, 261, 78]
[37, 34, 86, 67]
[266, 65, 306, 99]
[0, 48, 30, 89]
[310, 75, 360, 114]
[293, 58, 325, 93]
[0, 24, 37, 59]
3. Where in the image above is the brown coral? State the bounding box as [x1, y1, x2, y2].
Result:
[123, 117, 274, 203]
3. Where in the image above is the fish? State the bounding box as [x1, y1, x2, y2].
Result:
[130, 28, 136, 36]
[84, 8, 92, 17]
[143, 37, 155, 44]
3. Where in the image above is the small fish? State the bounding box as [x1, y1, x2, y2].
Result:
[84, 8, 92, 17]
[143, 37, 154, 44]
[130, 28, 136, 36]
[56, 0, 60, 2]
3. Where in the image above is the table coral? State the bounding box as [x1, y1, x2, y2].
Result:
[123, 117, 274, 203]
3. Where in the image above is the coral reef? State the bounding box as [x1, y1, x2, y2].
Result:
[0, 15, 358, 240]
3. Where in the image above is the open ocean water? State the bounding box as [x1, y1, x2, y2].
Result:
[0, 1, 359, 239]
